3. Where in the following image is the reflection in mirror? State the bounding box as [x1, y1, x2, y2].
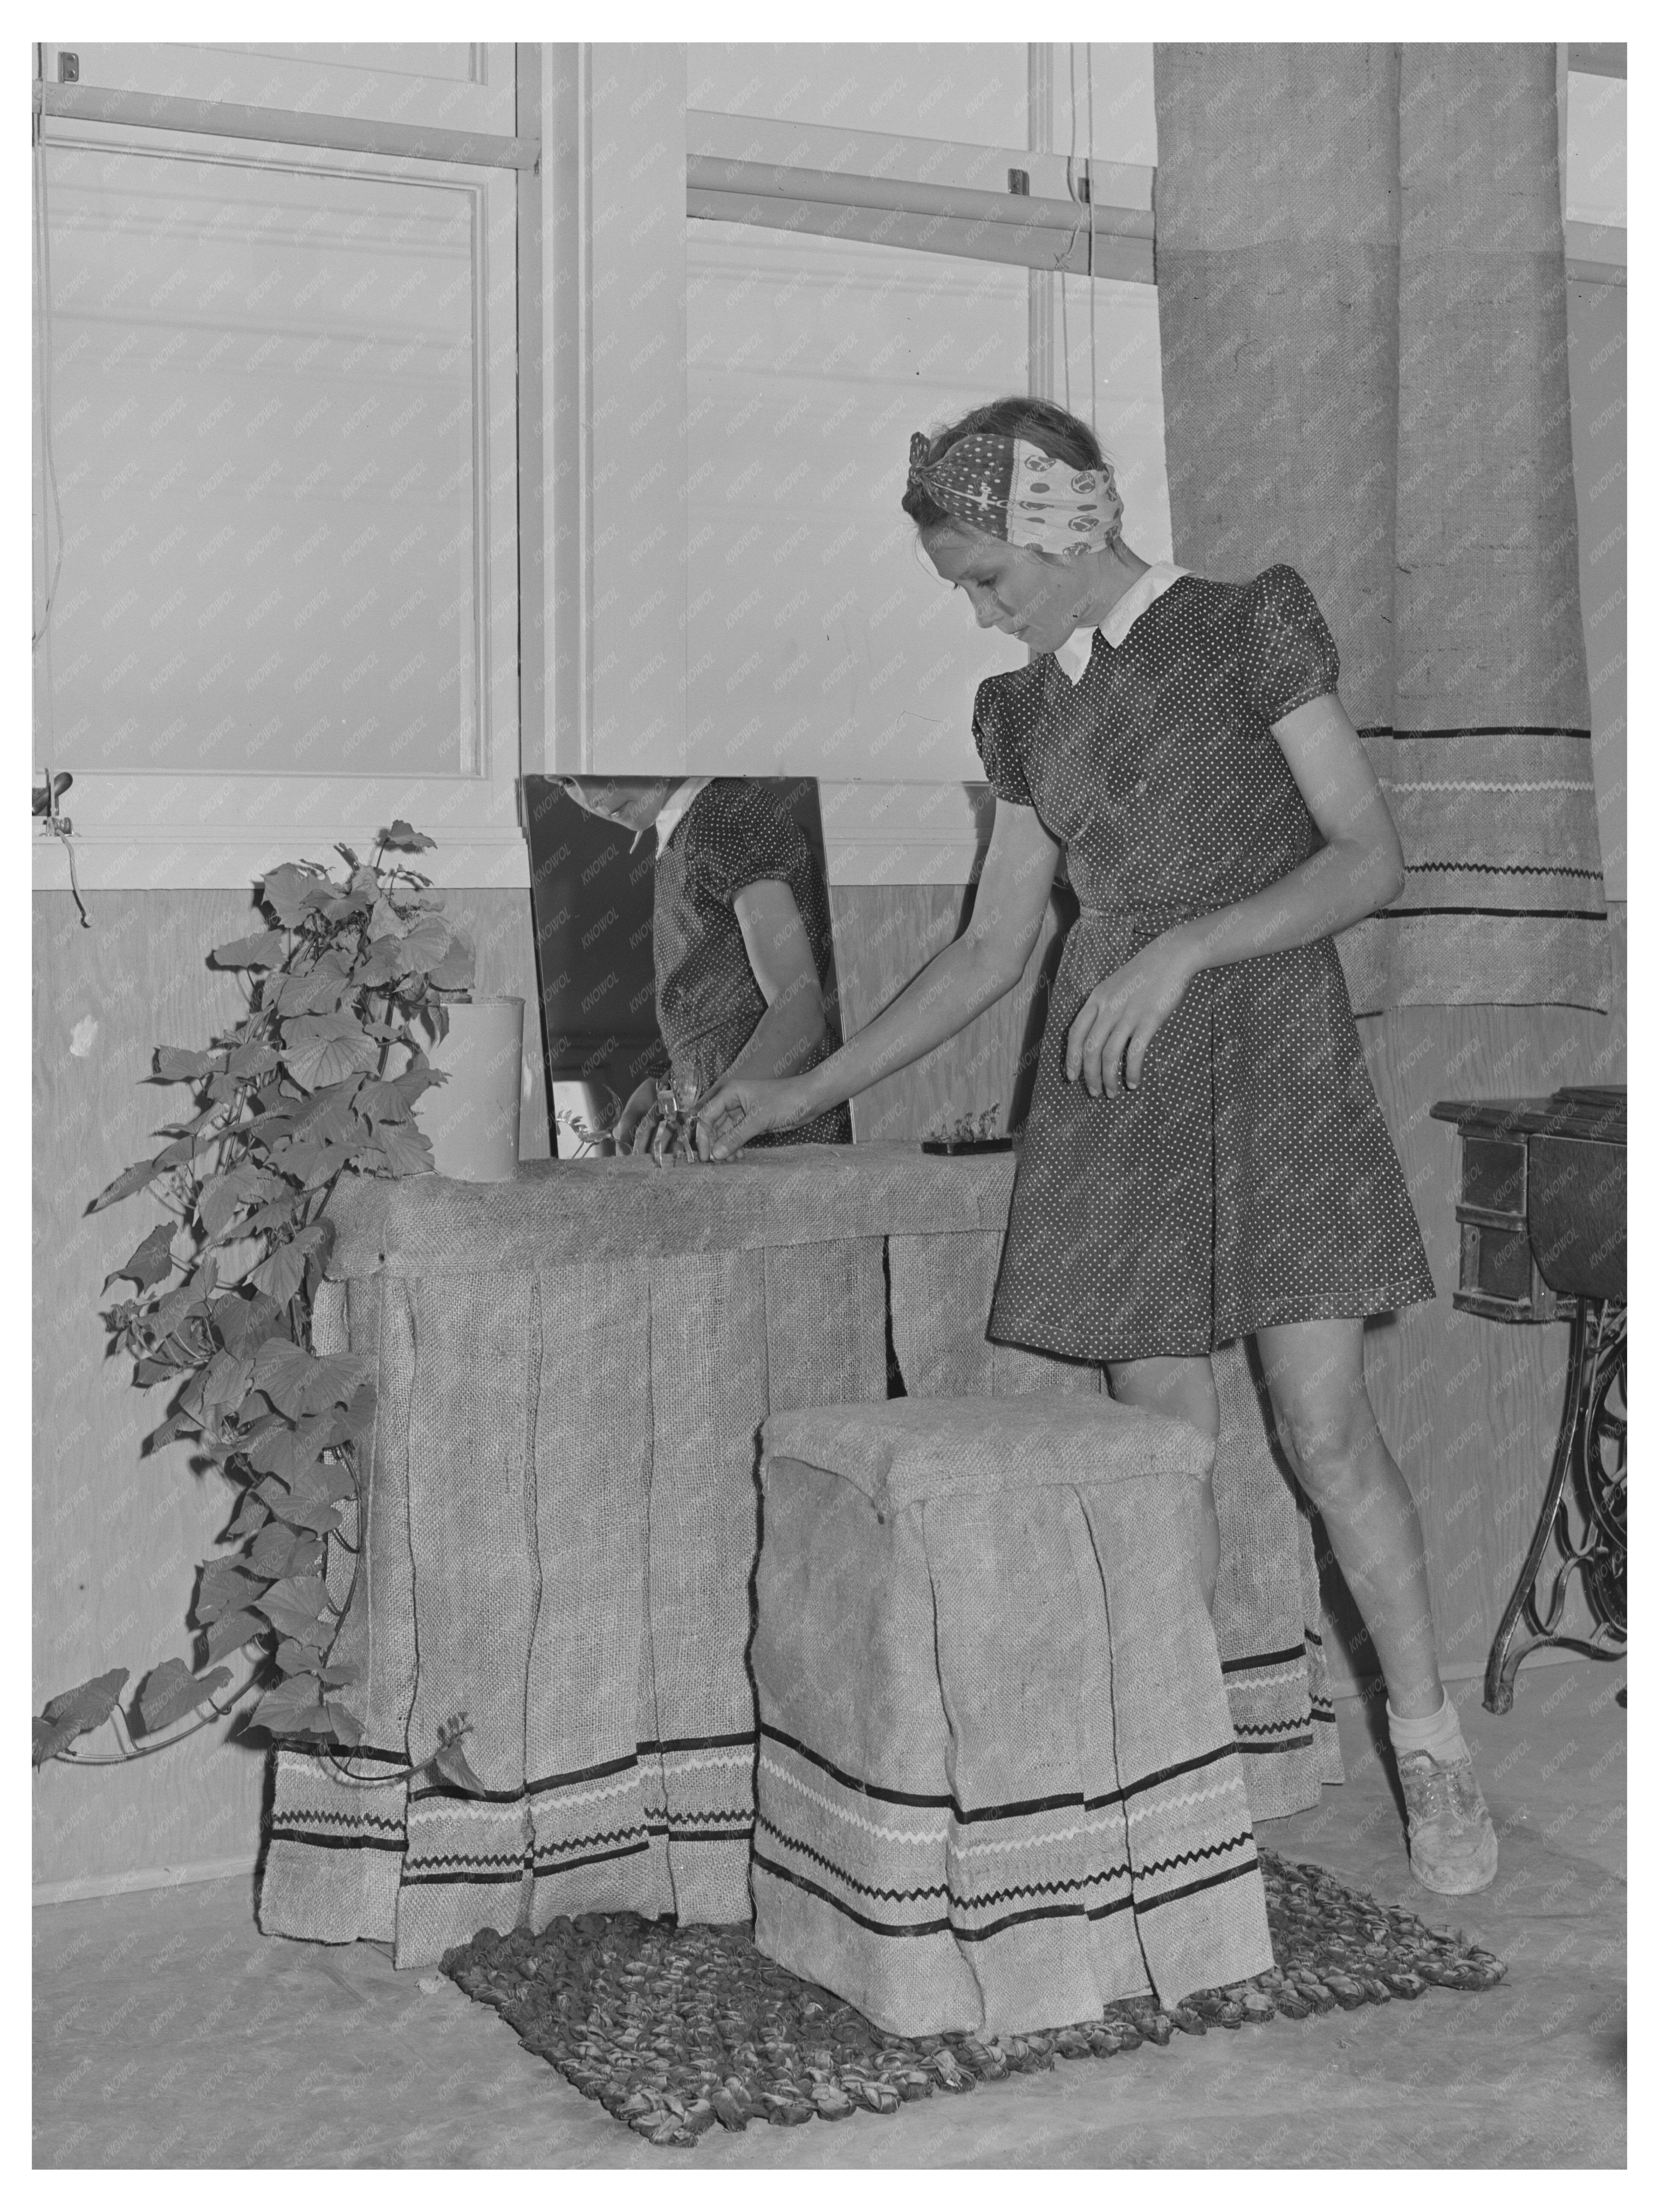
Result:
[523, 775, 851, 1158]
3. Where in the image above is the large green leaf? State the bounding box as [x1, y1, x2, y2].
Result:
[241, 1110, 299, 1156]
[323, 1702, 365, 1746]
[142, 1281, 212, 1345]
[211, 930, 287, 970]
[371, 1122, 436, 1179]
[136, 1659, 233, 1735]
[393, 913, 452, 978]
[426, 929, 476, 993]
[255, 1573, 331, 1646]
[203, 1608, 266, 1663]
[33, 1669, 130, 1766]
[225, 1040, 281, 1080]
[238, 1197, 305, 1240]
[245, 1416, 334, 1485]
[200, 1349, 256, 1414]
[282, 1014, 379, 1093]
[249, 1339, 316, 1418]
[211, 1290, 287, 1357]
[251, 1674, 330, 1738]
[300, 1353, 372, 1414]
[195, 1558, 269, 1625]
[272, 1473, 346, 1536]
[199, 1164, 281, 1240]
[291, 1081, 366, 1148]
[393, 1062, 442, 1106]
[249, 1240, 306, 1307]
[334, 1383, 377, 1444]
[220, 1488, 269, 1544]
[356, 1079, 415, 1126]
[259, 862, 326, 928]
[103, 1222, 176, 1294]
[288, 1141, 359, 1191]
[249, 1523, 323, 1582]
[352, 941, 404, 989]
[379, 820, 436, 852]
[269, 955, 353, 1018]
[88, 1156, 166, 1213]
[321, 890, 375, 924]
[146, 1408, 199, 1454]
[153, 1045, 219, 1082]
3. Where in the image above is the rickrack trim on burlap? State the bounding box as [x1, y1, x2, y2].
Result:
[441, 1850, 1505, 2147]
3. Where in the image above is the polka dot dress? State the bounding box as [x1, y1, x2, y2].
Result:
[979, 564, 1435, 1364]
[654, 780, 851, 1147]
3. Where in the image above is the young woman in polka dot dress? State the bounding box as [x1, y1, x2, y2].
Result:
[696, 396, 1497, 1896]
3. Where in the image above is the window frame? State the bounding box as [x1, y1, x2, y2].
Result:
[31, 47, 530, 892]
[686, 108, 1154, 285]
[539, 42, 1167, 879]
[37, 41, 517, 137]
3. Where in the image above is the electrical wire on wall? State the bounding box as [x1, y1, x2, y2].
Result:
[32, 67, 89, 927]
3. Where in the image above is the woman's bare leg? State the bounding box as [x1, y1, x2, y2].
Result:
[1253, 1317, 1442, 1718]
[1106, 1353, 1221, 1611]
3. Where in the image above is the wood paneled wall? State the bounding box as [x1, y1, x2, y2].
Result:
[32, 887, 548, 1894]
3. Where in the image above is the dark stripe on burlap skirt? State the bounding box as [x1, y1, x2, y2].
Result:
[1133, 1855, 1262, 1914]
[760, 1723, 1236, 1824]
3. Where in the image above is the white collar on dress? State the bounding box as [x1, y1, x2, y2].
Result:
[653, 775, 713, 852]
[1051, 561, 1190, 687]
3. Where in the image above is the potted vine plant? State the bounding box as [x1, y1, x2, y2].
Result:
[32, 822, 480, 1791]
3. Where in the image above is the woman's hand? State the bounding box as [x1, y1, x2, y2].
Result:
[614, 1078, 663, 1157]
[692, 1075, 810, 1160]
[1066, 931, 1198, 1097]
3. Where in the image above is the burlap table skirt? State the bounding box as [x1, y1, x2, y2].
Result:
[257, 1149, 1339, 1969]
[752, 1397, 1273, 2037]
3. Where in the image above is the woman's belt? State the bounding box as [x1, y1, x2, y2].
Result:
[1073, 899, 1200, 922]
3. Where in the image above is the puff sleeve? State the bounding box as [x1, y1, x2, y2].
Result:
[1241, 565, 1341, 727]
[715, 781, 811, 901]
[971, 676, 1034, 807]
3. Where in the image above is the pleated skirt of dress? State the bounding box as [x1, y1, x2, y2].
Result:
[989, 913, 1436, 1366]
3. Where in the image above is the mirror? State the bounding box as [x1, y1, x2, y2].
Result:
[523, 774, 851, 1156]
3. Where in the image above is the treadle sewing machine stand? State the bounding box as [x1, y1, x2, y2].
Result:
[1431, 1086, 1627, 1716]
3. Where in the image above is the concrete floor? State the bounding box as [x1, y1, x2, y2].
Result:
[34, 1657, 1625, 2169]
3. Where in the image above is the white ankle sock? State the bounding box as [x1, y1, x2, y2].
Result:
[1386, 1690, 1467, 1763]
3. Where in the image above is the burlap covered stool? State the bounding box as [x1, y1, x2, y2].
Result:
[751, 1393, 1274, 2038]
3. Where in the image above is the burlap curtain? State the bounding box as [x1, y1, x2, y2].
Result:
[1153, 43, 1608, 1012]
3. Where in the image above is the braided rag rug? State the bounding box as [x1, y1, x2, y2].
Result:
[443, 1853, 1505, 2146]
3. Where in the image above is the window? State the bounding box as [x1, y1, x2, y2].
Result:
[684, 224, 1170, 790]
[685, 226, 1031, 785]
[680, 45, 1167, 872]
[32, 43, 526, 887]
[687, 41, 1028, 144]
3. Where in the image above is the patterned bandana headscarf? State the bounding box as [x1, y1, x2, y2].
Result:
[907, 429, 1121, 558]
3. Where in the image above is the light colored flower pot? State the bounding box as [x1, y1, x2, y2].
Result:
[416, 997, 525, 1181]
